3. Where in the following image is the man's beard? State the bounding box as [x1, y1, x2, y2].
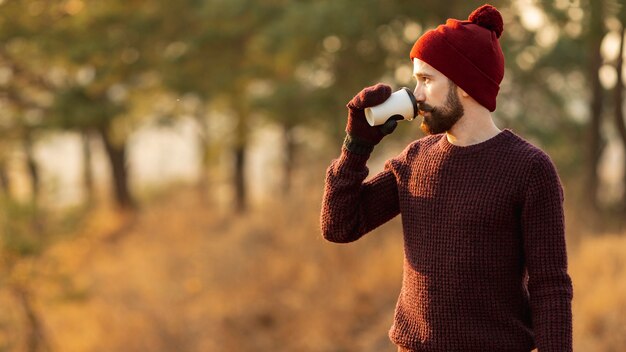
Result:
[419, 81, 464, 135]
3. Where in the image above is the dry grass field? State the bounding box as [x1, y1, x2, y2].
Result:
[1, 183, 625, 351]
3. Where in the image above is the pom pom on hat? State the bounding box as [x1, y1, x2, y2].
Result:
[468, 4, 504, 38]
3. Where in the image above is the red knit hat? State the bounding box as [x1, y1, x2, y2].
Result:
[410, 4, 504, 111]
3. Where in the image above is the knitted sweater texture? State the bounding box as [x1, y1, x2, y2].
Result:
[320, 129, 573, 352]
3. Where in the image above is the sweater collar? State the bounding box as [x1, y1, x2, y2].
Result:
[436, 128, 512, 155]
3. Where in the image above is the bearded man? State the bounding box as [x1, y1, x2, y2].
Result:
[320, 4, 573, 352]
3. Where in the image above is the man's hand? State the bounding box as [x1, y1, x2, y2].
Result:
[345, 84, 401, 152]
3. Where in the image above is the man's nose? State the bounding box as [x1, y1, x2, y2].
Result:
[413, 85, 425, 102]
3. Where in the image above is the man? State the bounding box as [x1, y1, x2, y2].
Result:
[320, 4, 573, 352]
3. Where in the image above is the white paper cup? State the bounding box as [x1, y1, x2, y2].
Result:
[364, 88, 418, 126]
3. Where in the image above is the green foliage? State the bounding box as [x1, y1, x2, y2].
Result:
[49, 86, 125, 130]
[0, 0, 624, 211]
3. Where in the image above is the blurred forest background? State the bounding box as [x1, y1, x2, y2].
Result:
[1, 0, 626, 351]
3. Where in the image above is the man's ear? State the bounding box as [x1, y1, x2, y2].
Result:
[458, 86, 470, 98]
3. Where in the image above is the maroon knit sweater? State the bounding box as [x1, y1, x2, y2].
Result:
[320, 129, 573, 352]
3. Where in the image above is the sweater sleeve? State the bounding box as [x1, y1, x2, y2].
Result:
[320, 147, 400, 243]
[521, 152, 573, 352]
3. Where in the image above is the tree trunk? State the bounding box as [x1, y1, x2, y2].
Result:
[587, 0, 606, 212]
[23, 131, 40, 204]
[197, 136, 212, 201]
[233, 103, 248, 214]
[81, 130, 95, 206]
[97, 126, 136, 211]
[616, 12, 626, 216]
[194, 112, 213, 203]
[282, 124, 296, 196]
[22, 131, 45, 233]
[233, 143, 246, 213]
[12, 285, 51, 352]
[0, 156, 10, 198]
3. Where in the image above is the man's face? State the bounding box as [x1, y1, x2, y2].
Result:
[412, 58, 464, 135]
